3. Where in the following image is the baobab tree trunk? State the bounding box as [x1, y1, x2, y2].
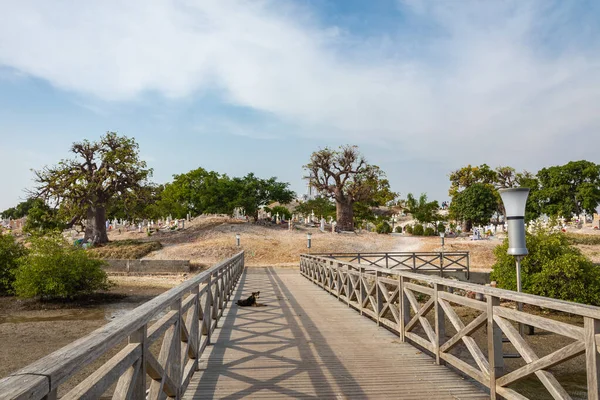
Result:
[336, 201, 354, 231]
[462, 220, 473, 233]
[84, 205, 109, 244]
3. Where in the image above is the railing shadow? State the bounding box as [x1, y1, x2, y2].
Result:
[188, 267, 366, 399]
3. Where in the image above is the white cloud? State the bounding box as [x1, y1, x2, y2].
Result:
[0, 0, 599, 167]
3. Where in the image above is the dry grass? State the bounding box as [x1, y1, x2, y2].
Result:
[88, 240, 162, 259]
[142, 217, 396, 266]
[413, 236, 500, 270]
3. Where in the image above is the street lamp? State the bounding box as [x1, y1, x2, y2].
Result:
[235, 233, 241, 248]
[306, 232, 312, 253]
[499, 187, 530, 335]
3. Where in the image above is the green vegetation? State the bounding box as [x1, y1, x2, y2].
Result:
[405, 193, 440, 225]
[31, 132, 152, 244]
[375, 221, 392, 234]
[491, 229, 600, 305]
[449, 183, 497, 229]
[264, 205, 292, 220]
[424, 227, 435, 236]
[159, 168, 294, 220]
[304, 145, 396, 231]
[412, 224, 424, 236]
[0, 234, 28, 295]
[294, 197, 336, 220]
[395, 226, 402, 233]
[14, 235, 111, 299]
[564, 233, 600, 246]
[88, 240, 162, 259]
[404, 225, 413, 234]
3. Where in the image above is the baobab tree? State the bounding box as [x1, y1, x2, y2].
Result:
[32, 132, 152, 244]
[304, 145, 391, 231]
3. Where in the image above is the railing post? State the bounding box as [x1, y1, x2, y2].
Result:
[439, 252, 444, 277]
[585, 317, 600, 400]
[400, 276, 409, 342]
[487, 295, 504, 399]
[434, 283, 445, 365]
[376, 270, 383, 326]
[467, 253, 470, 280]
[336, 262, 342, 299]
[171, 298, 182, 399]
[203, 273, 213, 344]
[359, 267, 365, 315]
[412, 253, 416, 272]
[385, 253, 389, 269]
[346, 265, 351, 307]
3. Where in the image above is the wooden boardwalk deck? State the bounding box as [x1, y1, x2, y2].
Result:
[183, 267, 488, 399]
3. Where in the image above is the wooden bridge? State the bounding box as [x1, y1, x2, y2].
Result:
[1, 252, 599, 399]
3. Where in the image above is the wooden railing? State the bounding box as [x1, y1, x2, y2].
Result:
[301, 254, 600, 400]
[0, 251, 244, 400]
[313, 251, 470, 277]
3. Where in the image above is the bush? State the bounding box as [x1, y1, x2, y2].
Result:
[490, 229, 600, 305]
[0, 234, 27, 295]
[375, 221, 392, 234]
[412, 224, 424, 236]
[424, 227, 435, 236]
[14, 235, 111, 299]
[395, 226, 402, 233]
[437, 222, 445, 234]
[405, 225, 413, 234]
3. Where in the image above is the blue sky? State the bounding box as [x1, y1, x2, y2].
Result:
[1, 0, 600, 211]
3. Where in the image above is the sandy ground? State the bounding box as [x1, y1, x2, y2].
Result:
[0, 277, 179, 381]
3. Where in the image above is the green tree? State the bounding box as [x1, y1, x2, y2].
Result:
[1, 198, 40, 219]
[448, 164, 497, 231]
[14, 235, 110, 299]
[536, 160, 600, 219]
[31, 132, 152, 244]
[229, 174, 295, 220]
[23, 199, 65, 234]
[405, 193, 440, 225]
[265, 205, 292, 220]
[491, 229, 600, 305]
[294, 197, 336, 220]
[304, 145, 391, 231]
[0, 234, 28, 295]
[449, 183, 497, 230]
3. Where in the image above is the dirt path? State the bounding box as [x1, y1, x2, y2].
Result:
[390, 235, 425, 252]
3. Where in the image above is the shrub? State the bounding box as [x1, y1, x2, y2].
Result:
[0, 234, 27, 295]
[412, 224, 424, 236]
[404, 225, 413, 234]
[424, 227, 435, 236]
[490, 229, 600, 305]
[14, 235, 111, 299]
[395, 226, 402, 233]
[375, 221, 392, 234]
[437, 222, 445, 234]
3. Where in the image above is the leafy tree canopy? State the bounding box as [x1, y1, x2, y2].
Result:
[31, 132, 152, 243]
[536, 160, 600, 219]
[491, 227, 600, 305]
[449, 183, 497, 227]
[405, 193, 440, 225]
[294, 197, 336, 220]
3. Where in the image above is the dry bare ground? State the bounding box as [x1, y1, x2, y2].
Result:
[105, 216, 600, 271]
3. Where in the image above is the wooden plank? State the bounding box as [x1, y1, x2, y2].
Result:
[184, 267, 487, 400]
[494, 315, 571, 400]
[497, 341, 585, 387]
[62, 344, 141, 400]
[404, 282, 434, 296]
[438, 290, 487, 311]
[4, 252, 244, 397]
[494, 306, 584, 341]
[487, 295, 503, 400]
[585, 317, 600, 400]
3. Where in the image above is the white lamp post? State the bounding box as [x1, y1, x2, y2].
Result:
[439, 231, 445, 276]
[235, 233, 241, 248]
[499, 187, 530, 335]
[307, 232, 312, 253]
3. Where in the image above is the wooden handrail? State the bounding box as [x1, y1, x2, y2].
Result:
[300, 254, 600, 399]
[0, 251, 245, 400]
[313, 251, 470, 277]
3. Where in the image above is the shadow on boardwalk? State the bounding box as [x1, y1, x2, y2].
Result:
[184, 267, 487, 399]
